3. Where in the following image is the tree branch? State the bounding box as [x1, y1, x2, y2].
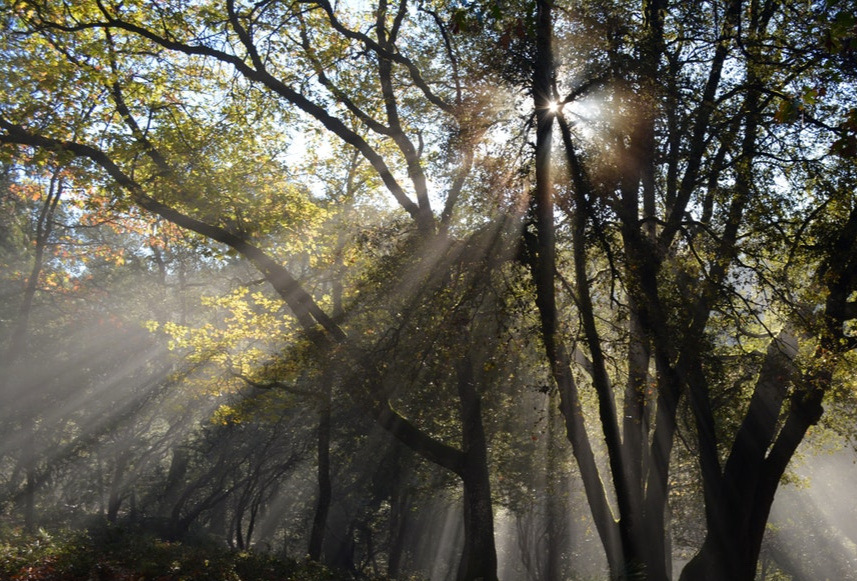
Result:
[31, 10, 426, 224]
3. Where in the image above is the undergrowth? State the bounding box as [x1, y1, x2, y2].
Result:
[0, 525, 340, 581]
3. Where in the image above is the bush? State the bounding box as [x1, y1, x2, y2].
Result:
[0, 525, 339, 581]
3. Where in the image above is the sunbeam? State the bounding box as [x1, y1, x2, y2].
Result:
[2, 0, 856, 579]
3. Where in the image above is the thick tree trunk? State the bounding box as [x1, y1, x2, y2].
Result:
[544, 394, 569, 581]
[680, 333, 827, 581]
[623, 312, 649, 509]
[455, 357, 498, 581]
[458, 466, 496, 581]
[679, 539, 743, 581]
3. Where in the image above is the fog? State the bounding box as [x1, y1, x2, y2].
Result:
[2, 228, 856, 581]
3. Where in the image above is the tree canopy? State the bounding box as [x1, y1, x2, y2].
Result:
[1, 0, 857, 580]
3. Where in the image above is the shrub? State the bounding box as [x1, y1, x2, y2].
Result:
[0, 525, 341, 581]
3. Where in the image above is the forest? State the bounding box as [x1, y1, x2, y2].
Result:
[1, 0, 857, 579]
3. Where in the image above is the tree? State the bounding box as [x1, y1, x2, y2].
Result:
[519, 0, 857, 578]
[0, 1, 513, 578]
[0, 162, 66, 531]
[2, 0, 857, 580]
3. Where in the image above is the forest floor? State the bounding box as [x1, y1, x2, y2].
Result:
[0, 525, 364, 581]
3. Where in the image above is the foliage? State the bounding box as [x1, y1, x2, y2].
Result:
[0, 525, 353, 581]
[1, 0, 857, 579]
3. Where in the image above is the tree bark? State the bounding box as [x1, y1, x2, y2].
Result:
[455, 357, 498, 581]
[530, 1, 627, 574]
[308, 402, 332, 561]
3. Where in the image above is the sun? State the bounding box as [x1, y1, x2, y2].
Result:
[547, 100, 561, 113]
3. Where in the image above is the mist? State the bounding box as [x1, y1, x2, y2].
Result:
[2, 0, 857, 578]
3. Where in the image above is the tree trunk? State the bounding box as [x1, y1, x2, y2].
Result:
[308, 401, 332, 560]
[162, 447, 189, 516]
[455, 357, 498, 581]
[458, 467, 496, 581]
[107, 454, 128, 523]
[680, 333, 827, 581]
[24, 454, 36, 533]
[544, 392, 569, 581]
[387, 477, 407, 578]
[2, 171, 63, 533]
[385, 443, 409, 579]
[530, 1, 628, 574]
